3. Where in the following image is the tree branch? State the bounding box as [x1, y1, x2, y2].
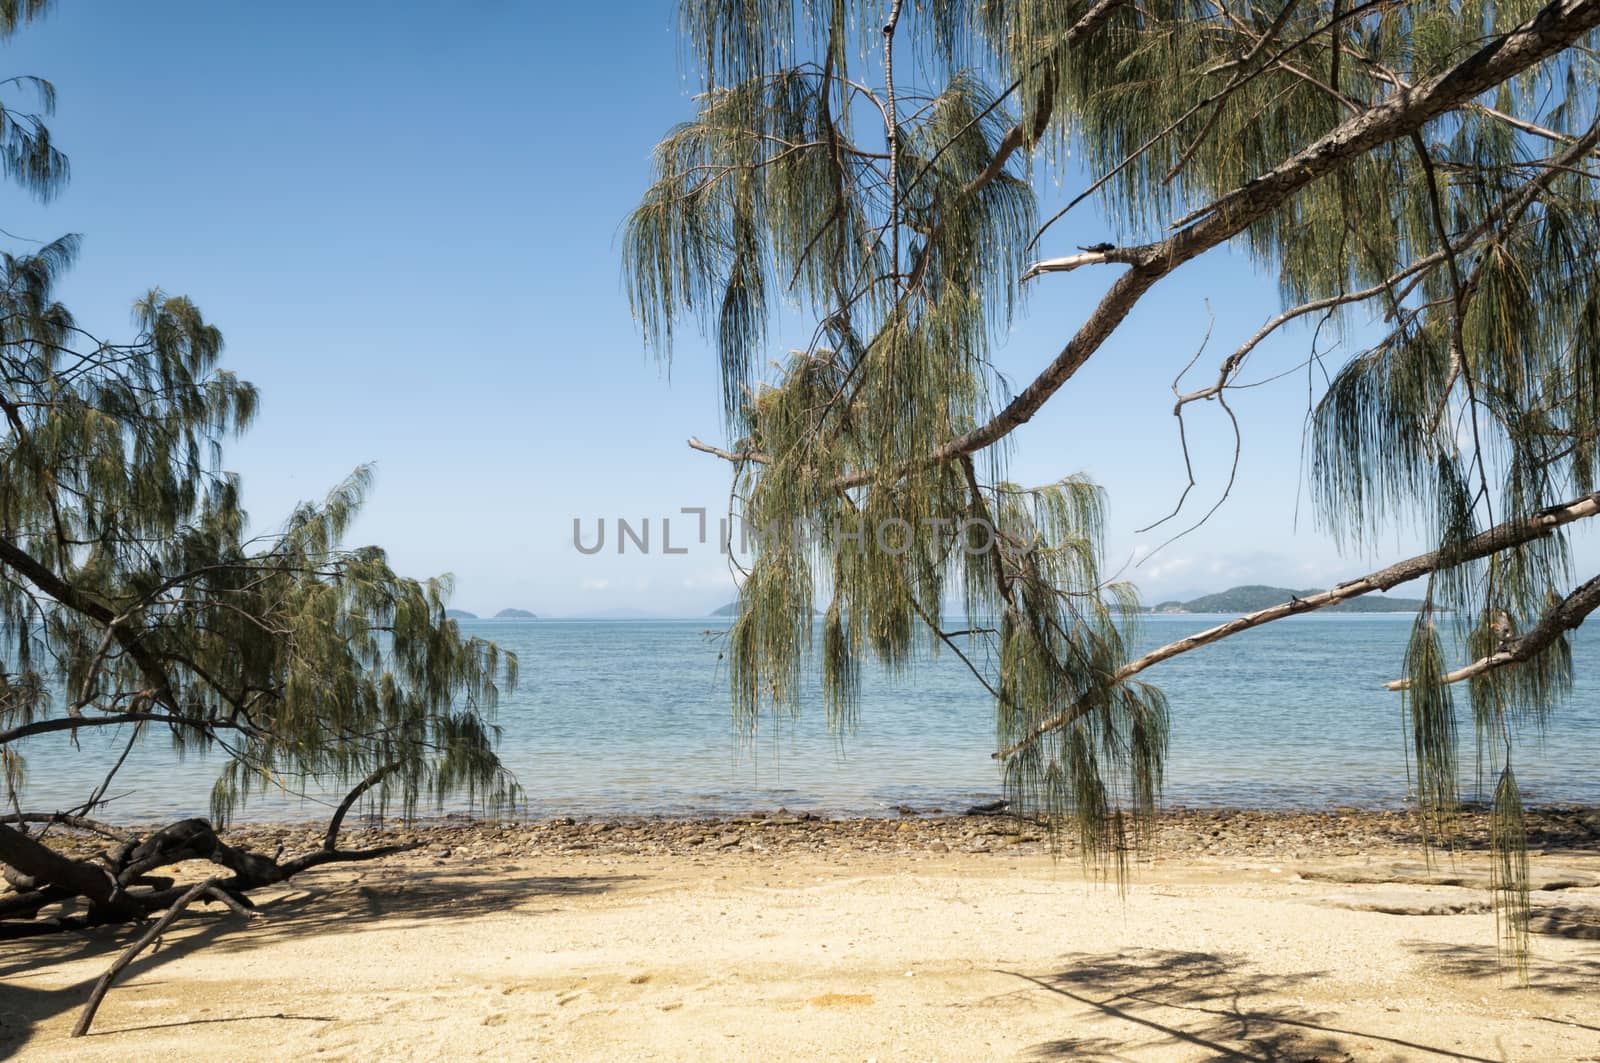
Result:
[687, 436, 768, 464]
[0, 812, 134, 842]
[0, 711, 241, 748]
[1385, 573, 1600, 690]
[1022, 247, 1144, 279]
[0, 535, 177, 712]
[0, 821, 125, 913]
[957, 0, 1600, 482]
[995, 487, 1600, 758]
[72, 876, 256, 1037]
[323, 762, 400, 851]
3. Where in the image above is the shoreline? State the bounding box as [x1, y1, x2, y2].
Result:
[49, 802, 1594, 865]
[11, 804, 1599, 1061]
[35, 787, 1600, 827]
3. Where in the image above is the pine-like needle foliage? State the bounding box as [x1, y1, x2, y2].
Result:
[630, 0, 1600, 962]
[0, 1, 517, 822]
[0, 1, 64, 200]
[0, 242, 519, 823]
[628, 0, 1167, 862]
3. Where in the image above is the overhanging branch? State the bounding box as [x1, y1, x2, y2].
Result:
[1385, 573, 1600, 690]
[0, 711, 245, 747]
[871, 0, 1600, 488]
[996, 488, 1600, 759]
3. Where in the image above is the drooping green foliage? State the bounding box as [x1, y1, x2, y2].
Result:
[0, 1, 65, 200]
[0, 239, 519, 824]
[630, 0, 1600, 960]
[0, 0, 517, 824]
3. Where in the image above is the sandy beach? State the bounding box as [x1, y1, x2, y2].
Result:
[4, 809, 1599, 1061]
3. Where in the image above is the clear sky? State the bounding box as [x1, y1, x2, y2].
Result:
[8, 1, 1567, 616]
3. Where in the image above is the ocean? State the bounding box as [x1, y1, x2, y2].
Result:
[11, 614, 1600, 821]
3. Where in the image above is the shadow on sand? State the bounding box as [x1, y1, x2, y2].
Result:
[1402, 938, 1600, 993]
[0, 865, 638, 1056]
[1005, 947, 1559, 1062]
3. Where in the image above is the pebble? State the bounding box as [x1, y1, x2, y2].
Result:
[30, 805, 1600, 871]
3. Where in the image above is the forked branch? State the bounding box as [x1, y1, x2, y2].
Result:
[72, 876, 259, 1037]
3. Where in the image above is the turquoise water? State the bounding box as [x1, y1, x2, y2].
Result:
[10, 615, 1600, 821]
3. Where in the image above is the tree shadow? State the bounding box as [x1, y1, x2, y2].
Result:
[1528, 902, 1600, 941]
[1007, 949, 1501, 1062]
[1432, 806, 1600, 857]
[0, 864, 637, 1056]
[1403, 938, 1600, 993]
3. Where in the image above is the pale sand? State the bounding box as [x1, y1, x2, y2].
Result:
[4, 838, 1599, 1060]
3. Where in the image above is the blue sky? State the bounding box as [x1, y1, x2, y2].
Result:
[5, 1, 1538, 616]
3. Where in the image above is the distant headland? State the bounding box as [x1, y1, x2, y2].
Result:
[706, 586, 1426, 618]
[1148, 584, 1426, 614]
[494, 608, 539, 619]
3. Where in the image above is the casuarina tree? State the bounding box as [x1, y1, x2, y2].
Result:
[626, 0, 1600, 961]
[0, 0, 518, 986]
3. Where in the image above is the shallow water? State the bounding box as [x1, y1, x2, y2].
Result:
[10, 614, 1600, 820]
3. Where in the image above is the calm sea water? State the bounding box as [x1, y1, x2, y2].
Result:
[11, 615, 1600, 821]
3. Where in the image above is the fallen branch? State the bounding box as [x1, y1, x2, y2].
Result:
[0, 812, 135, 843]
[0, 808, 420, 941]
[0, 822, 130, 917]
[0, 885, 69, 920]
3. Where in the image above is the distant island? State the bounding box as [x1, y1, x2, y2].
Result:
[1150, 584, 1426, 614]
[710, 588, 1423, 618]
[494, 608, 538, 619]
[444, 609, 478, 620]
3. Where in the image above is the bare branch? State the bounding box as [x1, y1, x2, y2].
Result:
[1386, 574, 1600, 690]
[1136, 309, 1216, 534]
[72, 876, 257, 1037]
[687, 436, 768, 464]
[856, 0, 1600, 491]
[1021, 247, 1143, 279]
[996, 487, 1600, 759]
